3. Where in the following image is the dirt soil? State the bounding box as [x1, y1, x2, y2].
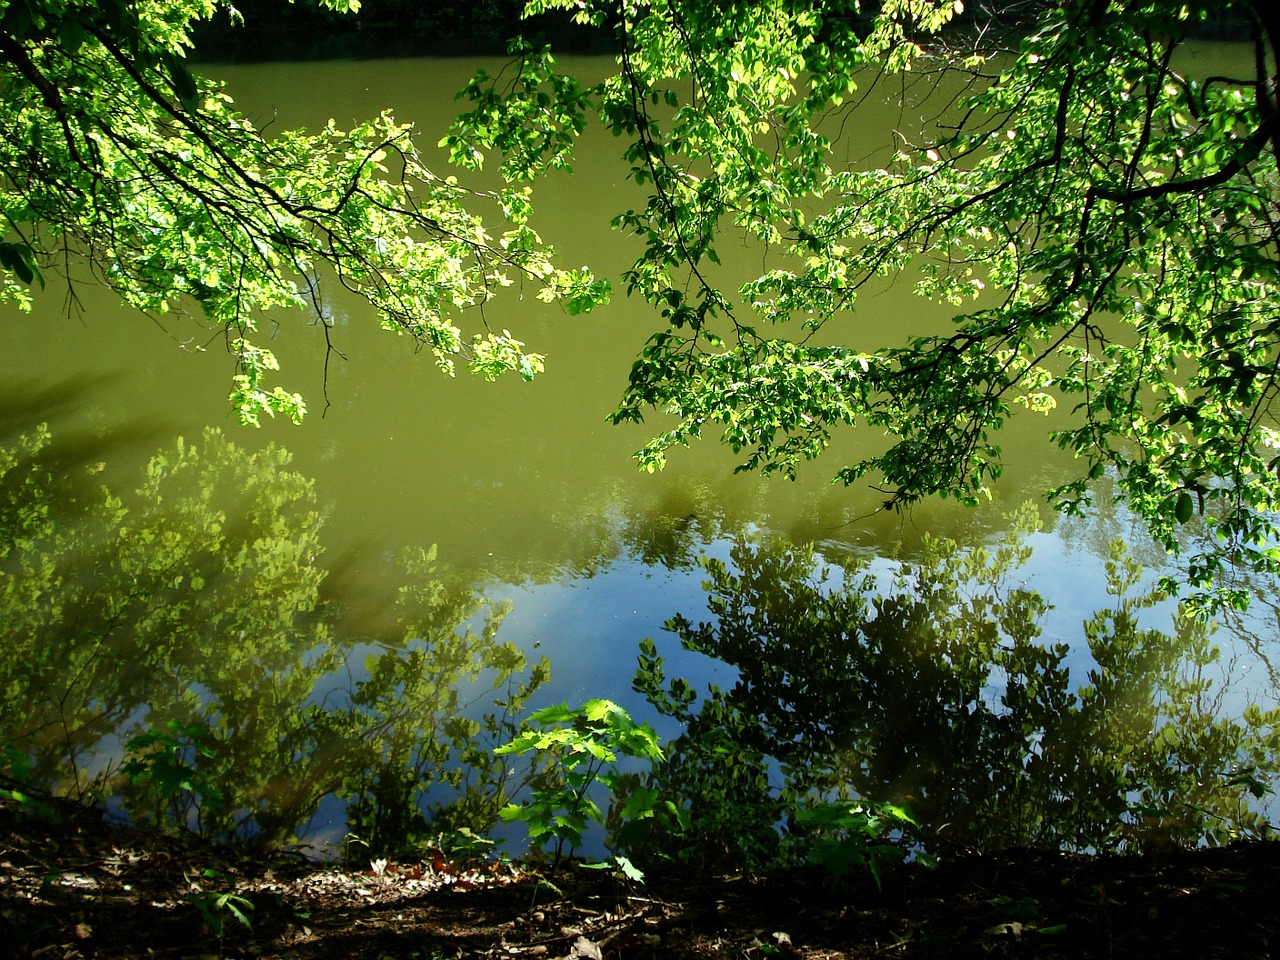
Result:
[2, 798, 1278, 959]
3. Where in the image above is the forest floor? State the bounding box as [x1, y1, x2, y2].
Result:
[2, 797, 1279, 959]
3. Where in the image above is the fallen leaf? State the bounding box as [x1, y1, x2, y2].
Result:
[984, 922, 1024, 937]
[567, 935, 603, 960]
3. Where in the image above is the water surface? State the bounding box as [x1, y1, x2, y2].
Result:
[1, 52, 1277, 859]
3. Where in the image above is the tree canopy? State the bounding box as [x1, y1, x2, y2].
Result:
[0, 0, 607, 425]
[4, 0, 1280, 604]
[447, 0, 1280, 607]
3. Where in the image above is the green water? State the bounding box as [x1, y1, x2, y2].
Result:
[1, 53, 1277, 860]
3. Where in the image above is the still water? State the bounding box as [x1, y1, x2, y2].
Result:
[1, 52, 1277, 860]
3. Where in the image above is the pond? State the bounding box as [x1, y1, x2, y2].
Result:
[1, 50, 1278, 865]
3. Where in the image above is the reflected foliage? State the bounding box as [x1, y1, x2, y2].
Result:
[633, 508, 1279, 867]
[0, 423, 548, 854]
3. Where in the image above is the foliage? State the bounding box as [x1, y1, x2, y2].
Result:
[0, 0, 607, 425]
[792, 800, 918, 885]
[579, 852, 646, 883]
[495, 698, 663, 866]
[633, 508, 1280, 863]
[336, 549, 554, 861]
[120, 720, 226, 828]
[620, 669, 784, 869]
[0, 421, 333, 818]
[188, 867, 253, 954]
[0, 744, 58, 819]
[0, 421, 549, 849]
[446, 0, 1280, 607]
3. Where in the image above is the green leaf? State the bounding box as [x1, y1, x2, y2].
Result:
[58, 15, 87, 54]
[164, 54, 198, 108]
[0, 242, 34, 286]
[615, 854, 645, 881]
[1175, 492, 1194, 524]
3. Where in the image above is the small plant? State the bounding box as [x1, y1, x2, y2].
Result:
[495, 700, 663, 868]
[188, 868, 253, 953]
[580, 853, 646, 883]
[792, 800, 916, 886]
[437, 826, 497, 861]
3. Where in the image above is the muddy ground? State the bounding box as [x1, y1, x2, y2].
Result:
[3, 799, 1278, 959]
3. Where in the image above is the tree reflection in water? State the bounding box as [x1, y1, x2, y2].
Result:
[3, 419, 1277, 866]
[634, 507, 1280, 866]
[0, 422, 550, 857]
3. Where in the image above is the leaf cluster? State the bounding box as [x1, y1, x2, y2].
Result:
[0, 0, 609, 424]
[449, 0, 1280, 606]
[495, 698, 663, 867]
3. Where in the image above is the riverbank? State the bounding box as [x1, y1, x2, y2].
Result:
[187, 1, 1254, 64]
[3, 796, 1277, 959]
